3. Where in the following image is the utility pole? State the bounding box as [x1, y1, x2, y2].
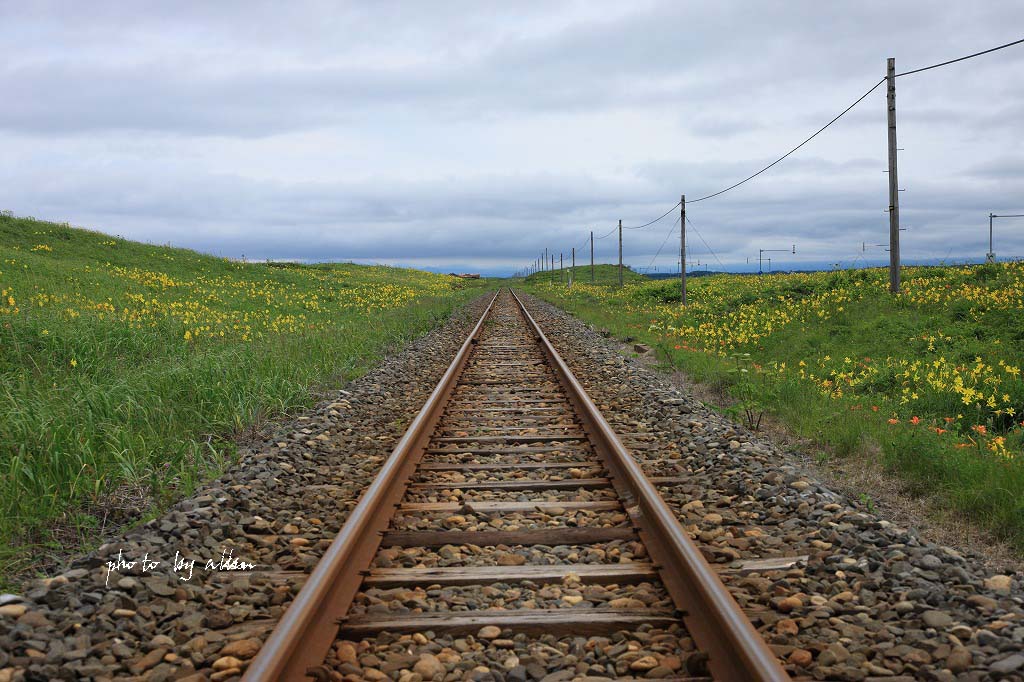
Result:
[571, 247, 575, 288]
[618, 219, 623, 287]
[758, 245, 795, 274]
[989, 213, 994, 262]
[560, 252, 564, 284]
[886, 57, 901, 293]
[987, 213, 1024, 262]
[680, 194, 687, 306]
[590, 231, 594, 283]
[551, 254, 555, 284]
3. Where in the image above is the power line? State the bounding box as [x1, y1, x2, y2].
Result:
[896, 36, 1024, 77]
[647, 216, 680, 268]
[623, 201, 681, 229]
[690, 77, 885, 204]
[594, 199, 682, 242]
[686, 216, 726, 270]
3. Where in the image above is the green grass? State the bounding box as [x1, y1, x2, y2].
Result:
[525, 264, 1024, 549]
[0, 213, 491, 585]
[521, 263, 647, 287]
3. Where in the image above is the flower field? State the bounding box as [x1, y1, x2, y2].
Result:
[0, 213, 486, 584]
[526, 261, 1024, 546]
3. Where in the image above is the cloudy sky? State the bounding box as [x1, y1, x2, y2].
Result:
[2, 2, 1023, 275]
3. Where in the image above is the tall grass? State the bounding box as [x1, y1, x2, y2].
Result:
[0, 214, 488, 585]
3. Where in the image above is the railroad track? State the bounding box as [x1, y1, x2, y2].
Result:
[244, 289, 789, 681]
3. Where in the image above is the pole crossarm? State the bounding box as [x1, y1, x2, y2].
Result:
[987, 213, 1024, 262]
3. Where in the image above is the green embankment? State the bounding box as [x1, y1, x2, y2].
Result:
[0, 213, 490, 584]
[525, 263, 1024, 549]
[522, 263, 647, 287]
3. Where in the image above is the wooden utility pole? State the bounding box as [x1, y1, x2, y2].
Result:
[680, 194, 687, 306]
[551, 254, 555, 283]
[560, 252, 564, 284]
[590, 231, 594, 283]
[571, 247, 575, 287]
[886, 57, 901, 294]
[618, 219, 623, 287]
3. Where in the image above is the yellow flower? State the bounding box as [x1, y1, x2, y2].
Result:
[184, 330, 192, 341]
[70, 358, 77, 368]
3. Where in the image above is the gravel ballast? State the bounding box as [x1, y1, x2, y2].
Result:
[2, 288, 1023, 681]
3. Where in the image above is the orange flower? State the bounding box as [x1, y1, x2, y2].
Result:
[871, 405, 879, 412]
[943, 417, 955, 424]
[888, 418, 899, 425]
[674, 345, 681, 350]
[972, 424, 987, 435]
[910, 416, 920, 425]
[934, 428, 947, 435]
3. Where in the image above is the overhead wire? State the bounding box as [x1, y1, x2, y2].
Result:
[623, 201, 681, 229]
[594, 199, 680, 241]
[686, 216, 726, 270]
[896, 36, 1024, 77]
[647, 216, 680, 268]
[689, 76, 886, 204]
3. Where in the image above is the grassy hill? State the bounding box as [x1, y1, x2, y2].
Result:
[523, 263, 647, 286]
[0, 213, 488, 584]
[526, 264, 1024, 549]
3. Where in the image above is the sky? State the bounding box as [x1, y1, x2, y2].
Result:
[2, 2, 1023, 276]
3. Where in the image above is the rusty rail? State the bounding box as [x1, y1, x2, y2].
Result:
[245, 288, 789, 681]
[509, 289, 789, 682]
[243, 291, 499, 682]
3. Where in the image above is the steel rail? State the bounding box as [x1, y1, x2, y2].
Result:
[509, 289, 790, 682]
[243, 291, 500, 682]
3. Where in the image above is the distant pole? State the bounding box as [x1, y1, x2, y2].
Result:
[680, 194, 687, 306]
[551, 254, 555, 284]
[560, 252, 564, 284]
[988, 213, 995, 262]
[886, 57, 901, 293]
[571, 247, 575, 288]
[590, 231, 595, 283]
[618, 219, 623, 287]
[986, 214, 1024, 262]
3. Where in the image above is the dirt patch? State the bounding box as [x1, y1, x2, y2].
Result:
[621, 342, 1024, 575]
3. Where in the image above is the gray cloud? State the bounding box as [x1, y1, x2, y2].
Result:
[1, 1, 1023, 275]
